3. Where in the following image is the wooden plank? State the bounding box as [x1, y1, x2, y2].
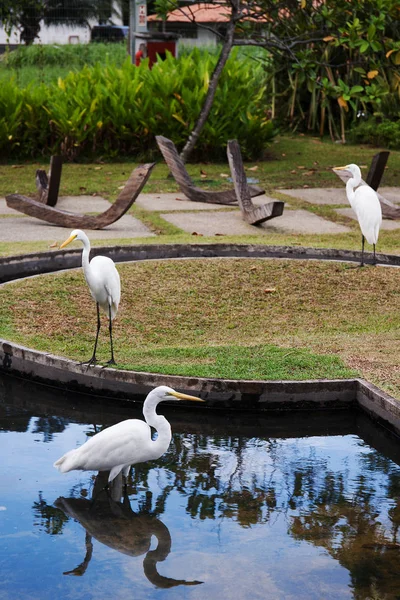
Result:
[35, 155, 63, 206]
[365, 151, 390, 191]
[227, 139, 284, 225]
[46, 155, 63, 207]
[6, 163, 155, 229]
[156, 135, 264, 205]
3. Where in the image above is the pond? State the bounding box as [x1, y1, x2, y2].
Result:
[1, 373, 400, 600]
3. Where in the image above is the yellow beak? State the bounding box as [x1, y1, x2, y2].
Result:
[333, 165, 349, 171]
[60, 233, 77, 249]
[170, 391, 205, 402]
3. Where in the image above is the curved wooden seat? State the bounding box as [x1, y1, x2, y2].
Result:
[156, 135, 264, 205]
[227, 140, 284, 225]
[6, 163, 155, 230]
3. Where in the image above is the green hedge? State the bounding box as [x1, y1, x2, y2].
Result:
[350, 118, 400, 150]
[0, 48, 274, 161]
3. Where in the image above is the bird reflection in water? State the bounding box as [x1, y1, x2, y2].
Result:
[55, 472, 203, 588]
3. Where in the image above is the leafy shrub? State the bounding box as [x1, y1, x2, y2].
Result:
[0, 48, 274, 161]
[350, 118, 400, 149]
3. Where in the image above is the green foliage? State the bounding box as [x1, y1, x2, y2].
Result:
[0, 48, 274, 160]
[262, 0, 400, 140]
[350, 118, 400, 149]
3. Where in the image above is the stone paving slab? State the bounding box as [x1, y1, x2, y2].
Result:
[136, 192, 226, 211]
[0, 195, 154, 242]
[135, 192, 287, 211]
[160, 209, 351, 236]
[335, 208, 400, 230]
[279, 187, 400, 205]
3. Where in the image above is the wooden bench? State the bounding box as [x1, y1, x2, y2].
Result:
[6, 163, 155, 230]
[35, 155, 63, 206]
[333, 151, 400, 220]
[156, 135, 264, 205]
[227, 139, 284, 225]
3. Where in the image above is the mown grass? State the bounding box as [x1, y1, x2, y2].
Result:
[1, 258, 399, 396]
[2, 135, 400, 195]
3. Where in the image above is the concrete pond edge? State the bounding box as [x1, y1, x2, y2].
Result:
[0, 243, 399, 435]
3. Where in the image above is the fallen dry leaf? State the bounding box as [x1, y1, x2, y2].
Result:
[175, 197, 185, 201]
[220, 173, 229, 178]
[248, 166, 259, 171]
[94, 166, 102, 170]
[191, 231, 203, 236]
[215, 233, 225, 236]
[49, 241, 59, 248]
[264, 288, 276, 293]
[11, 165, 24, 169]
[297, 165, 306, 170]
[290, 170, 297, 174]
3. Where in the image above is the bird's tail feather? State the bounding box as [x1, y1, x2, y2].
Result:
[53, 448, 79, 473]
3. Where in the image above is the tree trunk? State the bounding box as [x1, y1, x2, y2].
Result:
[179, 19, 236, 164]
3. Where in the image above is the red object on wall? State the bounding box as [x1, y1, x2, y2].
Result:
[147, 41, 176, 67]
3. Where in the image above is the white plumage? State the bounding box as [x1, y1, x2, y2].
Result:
[54, 385, 203, 483]
[60, 229, 121, 365]
[334, 163, 382, 266]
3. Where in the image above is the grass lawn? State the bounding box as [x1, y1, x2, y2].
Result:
[0, 258, 399, 398]
[0, 135, 399, 397]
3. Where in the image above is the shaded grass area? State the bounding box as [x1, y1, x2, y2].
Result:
[1, 258, 399, 396]
[1, 135, 400, 196]
[0, 134, 399, 258]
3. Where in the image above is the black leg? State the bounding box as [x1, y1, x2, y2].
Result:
[80, 303, 100, 366]
[373, 243, 377, 265]
[360, 235, 365, 267]
[105, 304, 116, 366]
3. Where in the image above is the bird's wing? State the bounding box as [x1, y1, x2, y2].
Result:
[90, 256, 121, 316]
[353, 185, 382, 244]
[72, 419, 152, 472]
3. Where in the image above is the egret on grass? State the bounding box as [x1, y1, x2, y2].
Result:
[334, 163, 382, 266]
[60, 229, 121, 366]
[54, 385, 204, 483]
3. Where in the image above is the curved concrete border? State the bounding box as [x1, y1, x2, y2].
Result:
[0, 244, 399, 434]
[1, 243, 399, 284]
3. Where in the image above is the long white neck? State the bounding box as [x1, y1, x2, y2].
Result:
[346, 166, 362, 208]
[79, 232, 91, 271]
[346, 178, 356, 207]
[143, 395, 172, 458]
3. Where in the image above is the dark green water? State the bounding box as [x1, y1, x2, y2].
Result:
[1, 374, 400, 599]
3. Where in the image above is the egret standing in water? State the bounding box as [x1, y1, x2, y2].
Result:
[334, 163, 382, 266]
[60, 229, 121, 365]
[54, 386, 204, 483]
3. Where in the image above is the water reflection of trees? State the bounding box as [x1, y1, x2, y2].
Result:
[29, 422, 400, 598]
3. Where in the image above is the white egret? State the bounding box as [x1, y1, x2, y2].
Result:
[54, 385, 204, 483]
[60, 229, 121, 365]
[334, 163, 382, 266]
